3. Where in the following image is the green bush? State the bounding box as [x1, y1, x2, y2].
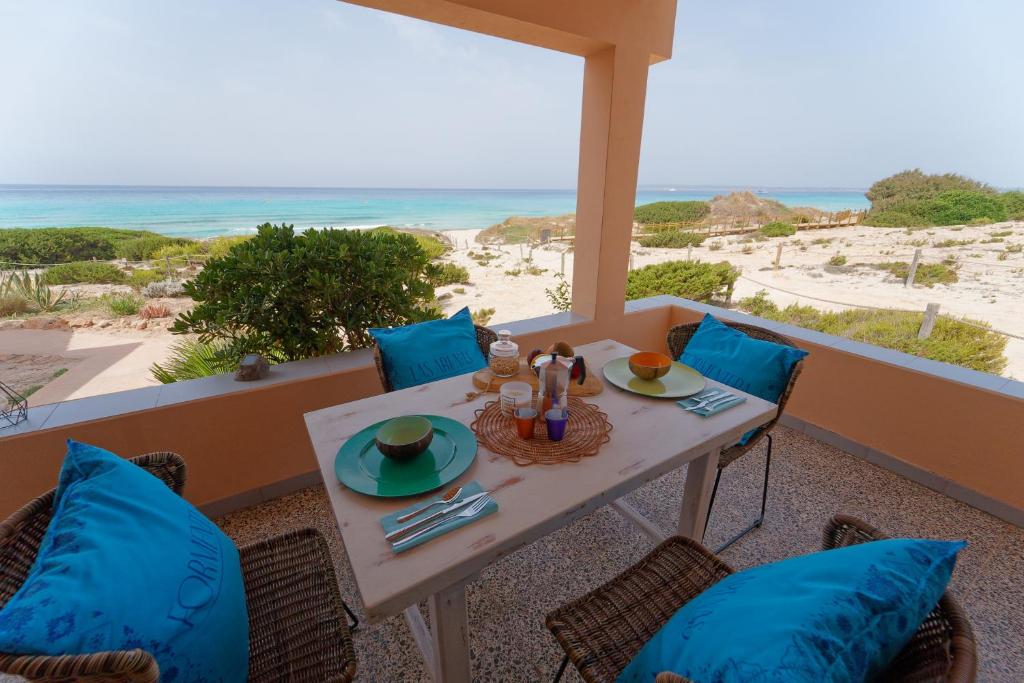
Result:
[151, 338, 238, 383]
[999, 191, 1024, 220]
[0, 227, 159, 265]
[828, 254, 848, 266]
[634, 201, 710, 226]
[427, 262, 470, 286]
[760, 222, 796, 237]
[625, 260, 738, 303]
[42, 261, 126, 284]
[637, 231, 707, 248]
[207, 236, 252, 259]
[874, 261, 959, 287]
[371, 227, 448, 260]
[864, 170, 1005, 227]
[126, 269, 165, 289]
[105, 293, 144, 316]
[115, 235, 195, 261]
[545, 273, 572, 312]
[737, 290, 1005, 374]
[151, 242, 206, 261]
[926, 190, 1006, 225]
[172, 223, 440, 361]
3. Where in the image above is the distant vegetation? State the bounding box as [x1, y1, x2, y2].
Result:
[625, 260, 738, 304]
[864, 170, 1021, 227]
[634, 200, 710, 226]
[42, 261, 126, 285]
[637, 231, 706, 249]
[0, 227, 158, 264]
[760, 222, 796, 237]
[873, 261, 959, 287]
[738, 290, 1006, 374]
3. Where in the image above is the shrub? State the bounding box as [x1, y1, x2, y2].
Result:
[42, 261, 126, 284]
[172, 223, 439, 360]
[142, 279, 186, 298]
[708, 240, 723, 251]
[207, 235, 252, 259]
[874, 261, 959, 287]
[933, 239, 975, 248]
[828, 254, 848, 266]
[126, 269, 164, 289]
[472, 308, 496, 326]
[140, 303, 172, 319]
[151, 242, 205, 262]
[0, 227, 158, 265]
[371, 227, 448, 260]
[634, 201, 710, 226]
[105, 293, 143, 316]
[545, 273, 572, 312]
[151, 338, 237, 383]
[116, 235, 194, 261]
[427, 262, 470, 286]
[625, 260, 738, 303]
[1000, 191, 1024, 220]
[760, 222, 796, 237]
[637, 231, 707, 249]
[926, 190, 1006, 225]
[0, 293, 31, 317]
[736, 292, 1006, 374]
[2, 270, 69, 312]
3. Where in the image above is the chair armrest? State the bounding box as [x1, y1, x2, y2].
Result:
[0, 649, 159, 682]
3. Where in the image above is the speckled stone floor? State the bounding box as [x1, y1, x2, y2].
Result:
[217, 425, 1024, 682]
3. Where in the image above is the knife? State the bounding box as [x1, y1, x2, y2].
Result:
[385, 491, 490, 542]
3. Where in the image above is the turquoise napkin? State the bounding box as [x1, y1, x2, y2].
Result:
[677, 388, 747, 417]
[380, 480, 497, 553]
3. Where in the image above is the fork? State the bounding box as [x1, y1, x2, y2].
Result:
[680, 389, 724, 411]
[683, 392, 737, 412]
[392, 497, 490, 550]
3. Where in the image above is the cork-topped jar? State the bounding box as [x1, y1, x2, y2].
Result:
[488, 330, 520, 377]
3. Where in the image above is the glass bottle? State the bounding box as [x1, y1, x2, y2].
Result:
[488, 330, 520, 377]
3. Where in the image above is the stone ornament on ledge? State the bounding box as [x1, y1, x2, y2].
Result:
[235, 354, 270, 381]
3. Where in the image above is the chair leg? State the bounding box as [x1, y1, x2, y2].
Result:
[341, 598, 360, 631]
[701, 466, 724, 543]
[554, 654, 569, 682]
[713, 433, 773, 554]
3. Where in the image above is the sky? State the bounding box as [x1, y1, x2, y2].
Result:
[0, 0, 1021, 190]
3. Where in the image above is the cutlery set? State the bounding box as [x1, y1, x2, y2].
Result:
[679, 388, 745, 413]
[385, 488, 494, 550]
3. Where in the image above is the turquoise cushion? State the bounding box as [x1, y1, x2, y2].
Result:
[617, 538, 965, 683]
[370, 307, 487, 391]
[680, 314, 807, 444]
[0, 441, 249, 682]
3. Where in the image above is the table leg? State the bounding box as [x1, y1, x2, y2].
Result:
[429, 582, 472, 683]
[678, 450, 717, 539]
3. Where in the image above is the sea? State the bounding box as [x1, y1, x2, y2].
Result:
[0, 185, 870, 239]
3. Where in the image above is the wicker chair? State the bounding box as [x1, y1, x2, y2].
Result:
[0, 452, 357, 683]
[547, 514, 977, 683]
[667, 319, 804, 552]
[372, 323, 497, 392]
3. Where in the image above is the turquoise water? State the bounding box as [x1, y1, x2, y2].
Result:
[0, 185, 869, 238]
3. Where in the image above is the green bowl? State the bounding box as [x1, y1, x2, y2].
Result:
[375, 416, 434, 462]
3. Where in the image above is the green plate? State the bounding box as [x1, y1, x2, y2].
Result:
[335, 415, 477, 497]
[602, 357, 706, 398]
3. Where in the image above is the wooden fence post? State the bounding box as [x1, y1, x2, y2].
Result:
[918, 303, 940, 339]
[906, 249, 922, 287]
[560, 251, 565, 275]
[686, 246, 692, 261]
[774, 243, 783, 269]
[629, 252, 635, 271]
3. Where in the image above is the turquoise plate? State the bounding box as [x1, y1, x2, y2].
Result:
[335, 415, 477, 497]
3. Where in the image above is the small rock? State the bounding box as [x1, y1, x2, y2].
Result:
[134, 320, 148, 330]
[0, 319, 25, 330]
[235, 354, 270, 381]
[98, 320, 112, 328]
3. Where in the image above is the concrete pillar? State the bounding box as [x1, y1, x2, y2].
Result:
[571, 45, 650, 324]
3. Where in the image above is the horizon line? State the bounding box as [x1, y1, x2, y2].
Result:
[0, 182, 871, 193]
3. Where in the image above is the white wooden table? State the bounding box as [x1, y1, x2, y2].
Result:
[304, 339, 777, 682]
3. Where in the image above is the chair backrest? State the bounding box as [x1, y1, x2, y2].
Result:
[666, 319, 804, 446]
[372, 324, 497, 392]
[823, 514, 977, 683]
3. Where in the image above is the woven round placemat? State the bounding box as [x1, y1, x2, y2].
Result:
[470, 396, 613, 466]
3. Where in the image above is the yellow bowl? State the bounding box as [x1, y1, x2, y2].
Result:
[375, 416, 434, 462]
[628, 352, 672, 381]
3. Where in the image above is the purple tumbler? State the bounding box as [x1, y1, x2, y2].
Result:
[545, 408, 569, 442]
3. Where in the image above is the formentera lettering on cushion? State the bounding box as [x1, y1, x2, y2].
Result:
[617, 538, 965, 683]
[0, 440, 248, 682]
[680, 314, 807, 444]
[370, 306, 487, 390]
